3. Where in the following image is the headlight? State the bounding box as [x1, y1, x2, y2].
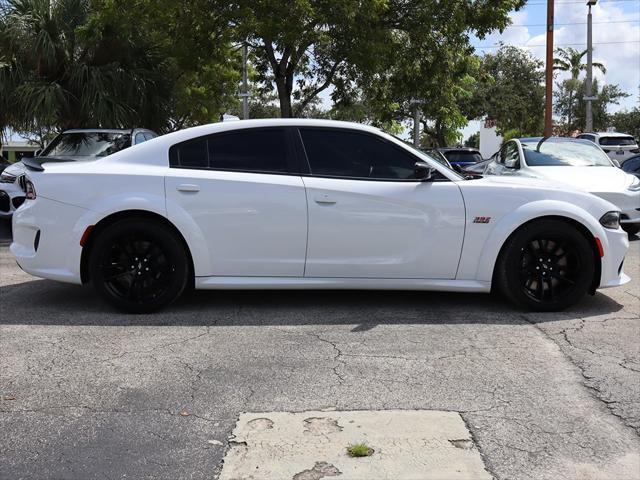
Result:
[0, 172, 16, 183]
[628, 176, 640, 192]
[600, 211, 621, 230]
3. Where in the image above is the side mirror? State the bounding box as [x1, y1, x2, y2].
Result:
[414, 161, 435, 180]
[612, 159, 621, 168]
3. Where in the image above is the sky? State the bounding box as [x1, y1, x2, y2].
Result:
[461, 0, 640, 140]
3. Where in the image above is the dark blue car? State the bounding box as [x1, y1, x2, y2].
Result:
[621, 154, 640, 179]
[437, 148, 483, 169]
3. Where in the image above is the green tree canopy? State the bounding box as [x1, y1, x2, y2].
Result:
[469, 45, 545, 138]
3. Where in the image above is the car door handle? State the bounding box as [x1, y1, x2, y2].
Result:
[177, 184, 200, 192]
[314, 194, 337, 205]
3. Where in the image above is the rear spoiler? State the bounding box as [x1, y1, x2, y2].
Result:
[22, 156, 76, 171]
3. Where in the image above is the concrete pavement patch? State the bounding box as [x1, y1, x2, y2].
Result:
[219, 410, 492, 480]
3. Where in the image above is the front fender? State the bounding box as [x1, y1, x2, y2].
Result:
[472, 200, 607, 283]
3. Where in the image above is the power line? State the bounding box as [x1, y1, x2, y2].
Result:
[509, 19, 640, 27]
[476, 40, 640, 48]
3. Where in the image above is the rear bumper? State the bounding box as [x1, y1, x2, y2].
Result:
[10, 196, 90, 284]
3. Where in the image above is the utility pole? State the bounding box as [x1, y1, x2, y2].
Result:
[544, 0, 554, 137]
[241, 42, 249, 120]
[410, 98, 423, 147]
[585, 0, 597, 132]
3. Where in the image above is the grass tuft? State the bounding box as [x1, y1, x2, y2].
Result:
[347, 442, 374, 457]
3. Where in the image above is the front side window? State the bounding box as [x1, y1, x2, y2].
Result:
[169, 128, 289, 173]
[300, 129, 419, 180]
[498, 143, 519, 166]
[135, 133, 147, 144]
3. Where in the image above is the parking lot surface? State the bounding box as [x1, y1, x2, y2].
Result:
[1, 219, 639, 479]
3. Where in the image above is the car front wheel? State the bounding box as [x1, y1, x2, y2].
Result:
[496, 219, 595, 311]
[88, 218, 189, 313]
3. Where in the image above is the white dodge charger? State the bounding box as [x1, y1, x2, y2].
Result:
[11, 120, 630, 312]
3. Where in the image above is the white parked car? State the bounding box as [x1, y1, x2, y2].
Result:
[576, 132, 639, 165]
[0, 128, 157, 218]
[11, 120, 630, 313]
[483, 137, 640, 236]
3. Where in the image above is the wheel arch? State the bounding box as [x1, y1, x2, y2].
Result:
[79, 209, 195, 286]
[490, 215, 602, 294]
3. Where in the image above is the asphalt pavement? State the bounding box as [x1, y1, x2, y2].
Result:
[1, 218, 639, 480]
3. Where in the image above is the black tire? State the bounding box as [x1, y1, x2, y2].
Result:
[496, 219, 595, 311]
[622, 224, 640, 236]
[88, 218, 189, 313]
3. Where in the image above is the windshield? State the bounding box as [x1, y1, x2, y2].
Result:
[41, 132, 132, 158]
[599, 136, 636, 147]
[521, 139, 612, 167]
[442, 151, 483, 163]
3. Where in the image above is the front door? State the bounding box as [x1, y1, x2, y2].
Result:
[298, 128, 466, 279]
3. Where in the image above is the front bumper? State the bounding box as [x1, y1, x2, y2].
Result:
[593, 190, 640, 225]
[598, 225, 630, 289]
[10, 196, 91, 284]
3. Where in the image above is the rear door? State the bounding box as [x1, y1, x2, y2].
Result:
[298, 128, 465, 279]
[165, 127, 308, 277]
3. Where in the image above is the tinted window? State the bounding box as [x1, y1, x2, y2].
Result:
[135, 133, 147, 144]
[208, 129, 288, 173]
[143, 132, 156, 141]
[521, 140, 611, 166]
[300, 129, 419, 180]
[170, 128, 289, 173]
[599, 136, 636, 146]
[176, 139, 208, 168]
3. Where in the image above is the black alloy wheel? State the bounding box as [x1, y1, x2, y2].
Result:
[497, 219, 595, 311]
[88, 218, 189, 313]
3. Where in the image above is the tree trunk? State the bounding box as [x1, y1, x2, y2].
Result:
[275, 76, 293, 118]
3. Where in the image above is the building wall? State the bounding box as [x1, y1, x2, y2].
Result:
[479, 120, 503, 159]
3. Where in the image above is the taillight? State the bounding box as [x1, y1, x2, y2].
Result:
[24, 178, 36, 200]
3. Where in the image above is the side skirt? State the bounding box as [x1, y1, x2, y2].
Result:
[195, 276, 491, 292]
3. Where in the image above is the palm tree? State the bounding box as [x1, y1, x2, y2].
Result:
[553, 47, 606, 129]
[553, 47, 606, 80]
[1, 0, 169, 133]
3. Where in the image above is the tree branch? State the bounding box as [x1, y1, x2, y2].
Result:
[294, 59, 342, 116]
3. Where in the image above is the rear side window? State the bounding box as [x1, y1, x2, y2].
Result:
[599, 136, 636, 146]
[299, 128, 419, 180]
[169, 128, 290, 173]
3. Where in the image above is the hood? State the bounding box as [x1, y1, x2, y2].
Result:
[526, 166, 634, 193]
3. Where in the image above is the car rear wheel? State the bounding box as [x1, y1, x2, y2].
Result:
[496, 219, 595, 311]
[88, 218, 189, 313]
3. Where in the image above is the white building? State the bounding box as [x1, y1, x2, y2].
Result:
[479, 119, 503, 159]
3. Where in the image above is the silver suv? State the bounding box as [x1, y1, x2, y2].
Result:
[576, 132, 639, 166]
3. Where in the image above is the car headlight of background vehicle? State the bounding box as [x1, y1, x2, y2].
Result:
[600, 211, 621, 230]
[0, 172, 16, 183]
[628, 176, 640, 191]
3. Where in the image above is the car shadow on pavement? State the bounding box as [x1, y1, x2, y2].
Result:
[0, 277, 626, 327]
